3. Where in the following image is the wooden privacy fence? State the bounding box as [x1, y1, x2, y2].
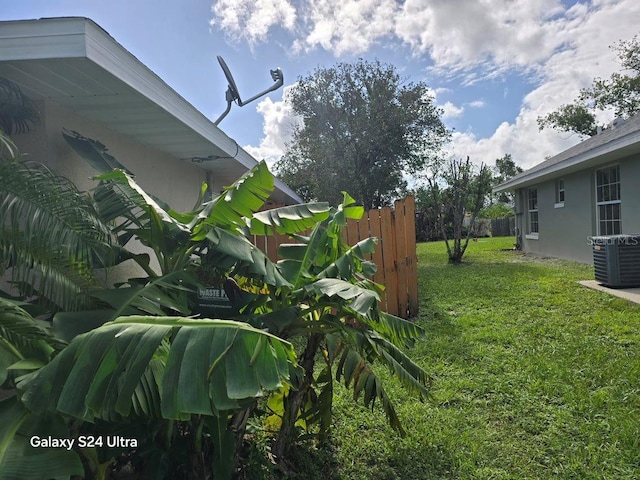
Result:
[251, 196, 419, 319]
[491, 217, 516, 237]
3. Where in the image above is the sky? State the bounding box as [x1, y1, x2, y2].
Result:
[3, 0, 640, 175]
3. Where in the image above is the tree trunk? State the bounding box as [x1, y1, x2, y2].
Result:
[273, 333, 323, 460]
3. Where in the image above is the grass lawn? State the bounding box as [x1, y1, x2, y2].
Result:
[322, 237, 640, 479]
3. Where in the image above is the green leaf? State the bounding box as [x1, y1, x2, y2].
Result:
[19, 316, 299, 422]
[335, 346, 406, 436]
[62, 129, 129, 174]
[52, 309, 114, 342]
[194, 161, 274, 233]
[7, 358, 45, 370]
[305, 278, 379, 316]
[0, 398, 84, 480]
[90, 270, 195, 321]
[249, 202, 330, 235]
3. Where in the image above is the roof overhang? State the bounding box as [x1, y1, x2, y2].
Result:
[494, 117, 640, 193]
[0, 17, 301, 204]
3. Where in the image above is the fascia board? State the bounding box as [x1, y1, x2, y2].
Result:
[494, 132, 640, 193]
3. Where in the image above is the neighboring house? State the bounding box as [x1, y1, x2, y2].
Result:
[494, 114, 640, 264]
[0, 17, 301, 210]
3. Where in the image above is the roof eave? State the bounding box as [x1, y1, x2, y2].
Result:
[0, 17, 302, 204]
[494, 130, 640, 193]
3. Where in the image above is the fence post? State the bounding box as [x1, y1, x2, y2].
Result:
[405, 196, 419, 317]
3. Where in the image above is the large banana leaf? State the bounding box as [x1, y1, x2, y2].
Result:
[248, 202, 330, 235]
[205, 226, 291, 287]
[0, 398, 84, 480]
[193, 161, 274, 235]
[62, 129, 129, 174]
[90, 270, 194, 320]
[18, 316, 299, 422]
[93, 169, 190, 249]
[304, 278, 380, 317]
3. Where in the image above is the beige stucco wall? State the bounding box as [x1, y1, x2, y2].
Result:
[7, 99, 208, 288]
[11, 100, 207, 210]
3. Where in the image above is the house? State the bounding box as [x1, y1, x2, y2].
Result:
[0, 17, 301, 211]
[494, 115, 640, 264]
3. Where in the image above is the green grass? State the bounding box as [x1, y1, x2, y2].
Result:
[322, 237, 640, 479]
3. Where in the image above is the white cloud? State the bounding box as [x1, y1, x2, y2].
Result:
[395, 0, 566, 75]
[210, 0, 296, 46]
[210, 0, 569, 71]
[220, 0, 640, 173]
[440, 101, 464, 119]
[293, 0, 399, 55]
[450, 0, 640, 170]
[243, 85, 302, 169]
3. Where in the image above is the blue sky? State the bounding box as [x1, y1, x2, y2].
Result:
[3, 0, 640, 172]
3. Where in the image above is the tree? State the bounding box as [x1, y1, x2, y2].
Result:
[492, 153, 523, 205]
[428, 157, 492, 263]
[277, 59, 449, 209]
[538, 36, 640, 137]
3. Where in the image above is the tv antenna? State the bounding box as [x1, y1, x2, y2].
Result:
[214, 56, 284, 126]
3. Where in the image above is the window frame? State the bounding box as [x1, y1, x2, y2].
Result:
[555, 178, 565, 208]
[595, 165, 622, 236]
[526, 188, 539, 239]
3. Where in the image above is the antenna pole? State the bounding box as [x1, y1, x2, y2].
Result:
[214, 56, 284, 126]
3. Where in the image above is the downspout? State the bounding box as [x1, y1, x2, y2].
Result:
[206, 171, 215, 200]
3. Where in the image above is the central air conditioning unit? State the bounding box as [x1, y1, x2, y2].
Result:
[592, 234, 640, 288]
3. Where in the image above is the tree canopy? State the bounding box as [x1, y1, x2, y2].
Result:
[492, 153, 523, 204]
[538, 36, 640, 137]
[276, 59, 449, 209]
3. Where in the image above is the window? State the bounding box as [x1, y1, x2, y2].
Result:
[596, 165, 621, 235]
[555, 179, 565, 206]
[527, 188, 538, 235]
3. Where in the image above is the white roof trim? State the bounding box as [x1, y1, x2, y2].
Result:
[0, 17, 301, 204]
[495, 133, 640, 192]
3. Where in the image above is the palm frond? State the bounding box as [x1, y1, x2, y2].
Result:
[0, 158, 113, 308]
[0, 298, 65, 388]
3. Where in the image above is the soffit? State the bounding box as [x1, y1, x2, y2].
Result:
[0, 17, 300, 204]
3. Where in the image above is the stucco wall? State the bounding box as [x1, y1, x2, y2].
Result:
[517, 154, 640, 264]
[524, 170, 594, 263]
[621, 155, 640, 234]
[7, 99, 208, 288]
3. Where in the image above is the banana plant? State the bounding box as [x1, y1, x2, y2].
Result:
[233, 192, 431, 459]
[55, 132, 332, 335]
